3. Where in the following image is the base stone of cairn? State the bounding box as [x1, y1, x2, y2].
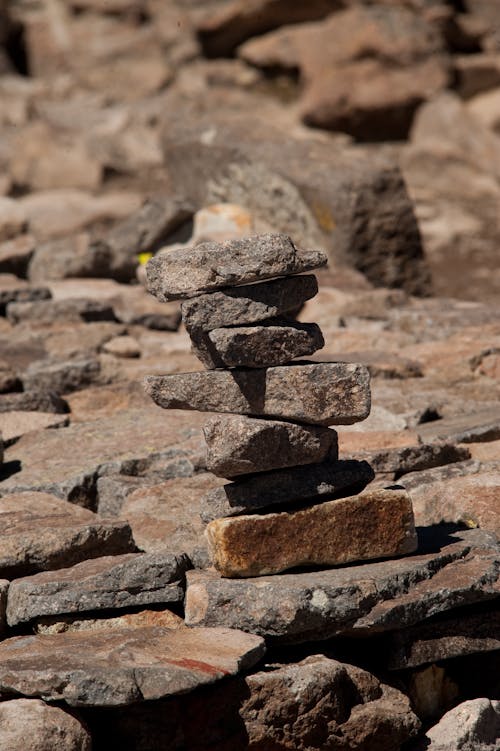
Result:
[145, 233, 418, 578]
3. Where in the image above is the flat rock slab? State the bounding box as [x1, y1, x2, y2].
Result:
[0, 390, 68, 414]
[0, 491, 135, 579]
[145, 362, 371, 426]
[0, 277, 50, 314]
[0, 626, 265, 706]
[344, 439, 470, 480]
[0, 407, 206, 506]
[205, 488, 417, 577]
[35, 608, 185, 635]
[7, 552, 189, 626]
[204, 415, 338, 478]
[0, 411, 69, 446]
[200, 459, 375, 522]
[146, 233, 326, 301]
[185, 528, 500, 642]
[181, 274, 318, 332]
[417, 406, 500, 444]
[196, 319, 324, 369]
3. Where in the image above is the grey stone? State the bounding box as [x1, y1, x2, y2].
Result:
[23, 357, 102, 395]
[0, 699, 92, 751]
[0, 390, 68, 414]
[204, 415, 338, 478]
[0, 626, 265, 706]
[146, 233, 327, 301]
[417, 407, 500, 444]
[347, 441, 471, 479]
[7, 552, 189, 626]
[0, 491, 135, 579]
[418, 699, 500, 751]
[185, 527, 500, 642]
[0, 280, 51, 314]
[181, 274, 318, 332]
[6, 297, 118, 325]
[196, 319, 324, 369]
[200, 459, 375, 522]
[145, 362, 371, 426]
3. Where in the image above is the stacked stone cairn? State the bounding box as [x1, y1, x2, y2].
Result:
[145, 234, 418, 577]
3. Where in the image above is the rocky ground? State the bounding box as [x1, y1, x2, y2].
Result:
[0, 0, 499, 749]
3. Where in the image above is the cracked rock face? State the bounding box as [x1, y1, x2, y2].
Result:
[146, 233, 327, 301]
[0, 626, 266, 706]
[205, 487, 417, 577]
[203, 415, 338, 478]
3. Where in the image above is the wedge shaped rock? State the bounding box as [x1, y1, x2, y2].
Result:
[145, 362, 371, 426]
[146, 233, 327, 301]
[0, 626, 265, 706]
[181, 274, 318, 332]
[200, 459, 375, 523]
[204, 415, 338, 478]
[195, 320, 324, 369]
[205, 488, 417, 577]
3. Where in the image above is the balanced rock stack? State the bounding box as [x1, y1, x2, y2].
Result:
[145, 234, 418, 577]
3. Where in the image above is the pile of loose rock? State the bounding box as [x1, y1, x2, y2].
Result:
[145, 232, 418, 577]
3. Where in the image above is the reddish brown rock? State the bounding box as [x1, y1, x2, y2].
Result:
[35, 608, 185, 635]
[205, 488, 417, 577]
[204, 415, 338, 478]
[0, 699, 92, 751]
[0, 410, 69, 446]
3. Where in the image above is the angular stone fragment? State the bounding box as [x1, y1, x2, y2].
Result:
[0, 411, 69, 446]
[6, 297, 118, 325]
[181, 274, 318, 332]
[196, 319, 324, 369]
[345, 440, 470, 480]
[7, 552, 189, 625]
[422, 699, 500, 751]
[23, 357, 101, 395]
[0, 626, 265, 706]
[146, 233, 327, 301]
[200, 459, 375, 522]
[145, 362, 371, 426]
[205, 488, 417, 577]
[417, 407, 500, 444]
[0, 492, 135, 579]
[0, 699, 92, 751]
[0, 390, 68, 414]
[186, 528, 500, 642]
[204, 415, 338, 478]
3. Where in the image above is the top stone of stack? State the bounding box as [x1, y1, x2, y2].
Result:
[146, 233, 327, 301]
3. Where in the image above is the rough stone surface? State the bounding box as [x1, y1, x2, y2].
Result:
[241, 655, 421, 751]
[146, 233, 327, 301]
[7, 552, 189, 625]
[419, 698, 500, 751]
[35, 608, 184, 635]
[22, 357, 102, 395]
[0, 278, 51, 314]
[345, 440, 471, 479]
[417, 407, 500, 443]
[0, 698, 92, 751]
[102, 335, 141, 358]
[0, 390, 68, 414]
[181, 274, 318, 332]
[200, 459, 374, 522]
[6, 297, 118, 325]
[0, 410, 69, 446]
[186, 527, 500, 642]
[145, 362, 371, 426]
[198, 319, 324, 369]
[205, 488, 417, 577]
[0, 491, 135, 579]
[0, 626, 266, 706]
[204, 415, 338, 478]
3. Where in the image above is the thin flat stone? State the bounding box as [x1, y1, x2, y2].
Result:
[0, 411, 69, 446]
[185, 528, 500, 642]
[205, 488, 417, 577]
[0, 626, 265, 706]
[146, 233, 327, 301]
[195, 319, 324, 369]
[181, 274, 318, 331]
[145, 362, 371, 426]
[6, 552, 189, 626]
[200, 459, 375, 523]
[417, 407, 500, 444]
[0, 492, 135, 579]
[204, 415, 338, 478]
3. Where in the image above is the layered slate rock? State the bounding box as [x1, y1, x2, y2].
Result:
[205, 488, 417, 577]
[181, 274, 318, 332]
[204, 415, 338, 478]
[185, 528, 500, 642]
[145, 362, 371, 426]
[195, 319, 324, 369]
[0, 492, 135, 578]
[200, 459, 375, 522]
[7, 552, 189, 625]
[0, 626, 265, 706]
[146, 233, 327, 301]
[0, 699, 92, 751]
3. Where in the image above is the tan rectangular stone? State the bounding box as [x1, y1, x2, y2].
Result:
[205, 488, 417, 577]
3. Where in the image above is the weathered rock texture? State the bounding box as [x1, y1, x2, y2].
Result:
[204, 415, 338, 478]
[7, 552, 189, 625]
[0, 626, 265, 706]
[205, 488, 417, 577]
[200, 459, 374, 522]
[146, 233, 326, 301]
[145, 362, 371, 426]
[419, 698, 500, 751]
[0, 699, 92, 751]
